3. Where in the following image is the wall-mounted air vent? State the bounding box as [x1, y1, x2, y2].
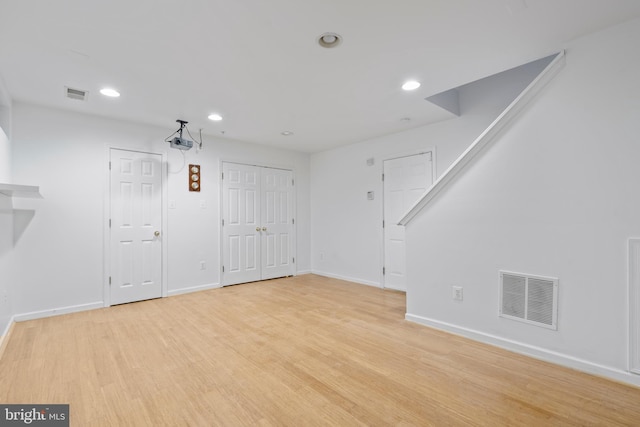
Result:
[65, 87, 88, 101]
[500, 271, 558, 330]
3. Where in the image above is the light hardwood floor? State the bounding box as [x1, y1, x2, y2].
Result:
[1, 274, 640, 426]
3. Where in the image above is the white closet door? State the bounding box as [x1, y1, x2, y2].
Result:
[222, 163, 261, 285]
[383, 152, 433, 291]
[261, 167, 293, 280]
[222, 163, 294, 286]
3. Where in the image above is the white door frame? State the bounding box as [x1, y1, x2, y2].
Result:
[219, 160, 297, 285]
[103, 146, 168, 307]
[629, 238, 640, 374]
[381, 148, 436, 289]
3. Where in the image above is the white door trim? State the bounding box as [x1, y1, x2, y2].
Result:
[629, 238, 640, 374]
[220, 160, 297, 285]
[381, 148, 437, 289]
[103, 146, 168, 307]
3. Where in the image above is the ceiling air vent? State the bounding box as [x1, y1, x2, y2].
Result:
[500, 271, 558, 330]
[65, 87, 88, 101]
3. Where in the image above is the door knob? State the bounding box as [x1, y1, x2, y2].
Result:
[154, 231, 160, 237]
[262, 227, 267, 232]
[256, 227, 261, 232]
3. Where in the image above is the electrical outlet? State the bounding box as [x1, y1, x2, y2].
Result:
[452, 286, 463, 301]
[200, 261, 206, 270]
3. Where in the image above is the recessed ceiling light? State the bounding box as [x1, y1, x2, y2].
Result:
[208, 113, 223, 121]
[99, 88, 120, 97]
[281, 131, 294, 136]
[317, 32, 342, 48]
[402, 81, 421, 91]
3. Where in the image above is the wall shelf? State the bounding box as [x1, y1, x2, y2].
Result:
[0, 183, 42, 198]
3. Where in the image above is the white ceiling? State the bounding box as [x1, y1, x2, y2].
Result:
[1, 0, 640, 153]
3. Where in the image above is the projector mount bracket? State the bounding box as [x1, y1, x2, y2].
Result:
[176, 119, 188, 139]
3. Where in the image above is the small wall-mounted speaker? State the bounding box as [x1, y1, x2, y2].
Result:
[189, 164, 201, 192]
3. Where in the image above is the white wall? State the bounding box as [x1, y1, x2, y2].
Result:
[0, 127, 9, 184]
[9, 104, 310, 317]
[0, 75, 11, 182]
[310, 60, 547, 286]
[0, 192, 13, 336]
[405, 18, 640, 386]
[0, 77, 12, 335]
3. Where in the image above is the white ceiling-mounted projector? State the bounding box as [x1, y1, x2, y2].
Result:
[168, 119, 194, 150]
[170, 136, 193, 150]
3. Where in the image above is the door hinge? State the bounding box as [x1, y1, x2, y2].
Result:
[221, 172, 224, 180]
[292, 218, 295, 225]
[382, 220, 385, 228]
[293, 257, 295, 263]
[109, 276, 112, 285]
[109, 219, 111, 228]
[383, 267, 386, 275]
[222, 218, 225, 226]
[292, 179, 295, 186]
[382, 173, 384, 181]
[109, 161, 111, 170]
[222, 266, 225, 273]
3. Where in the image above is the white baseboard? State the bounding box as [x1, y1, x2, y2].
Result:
[0, 316, 14, 338]
[14, 302, 104, 322]
[295, 269, 312, 275]
[168, 282, 221, 297]
[311, 270, 382, 288]
[0, 316, 16, 361]
[406, 313, 640, 388]
[383, 284, 407, 292]
[11, 284, 224, 323]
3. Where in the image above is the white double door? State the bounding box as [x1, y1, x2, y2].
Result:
[383, 152, 433, 291]
[222, 162, 294, 286]
[109, 149, 163, 305]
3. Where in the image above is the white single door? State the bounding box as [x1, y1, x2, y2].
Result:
[222, 163, 294, 286]
[383, 152, 433, 291]
[261, 167, 293, 280]
[110, 149, 163, 305]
